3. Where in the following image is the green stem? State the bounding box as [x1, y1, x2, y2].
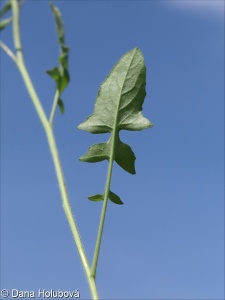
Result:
[91, 134, 116, 278]
[10, 1, 99, 299]
[49, 89, 60, 127]
[0, 40, 17, 64]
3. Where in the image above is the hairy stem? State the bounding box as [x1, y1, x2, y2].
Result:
[10, 1, 99, 298]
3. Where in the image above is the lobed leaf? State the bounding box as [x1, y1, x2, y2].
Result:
[78, 48, 153, 204]
[78, 48, 152, 133]
[79, 142, 109, 163]
[79, 133, 136, 174]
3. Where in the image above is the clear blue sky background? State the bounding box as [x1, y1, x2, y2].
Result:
[1, 1, 224, 299]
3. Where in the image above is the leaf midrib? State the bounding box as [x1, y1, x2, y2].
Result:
[110, 48, 137, 159]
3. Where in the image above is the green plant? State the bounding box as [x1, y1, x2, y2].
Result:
[0, 1, 153, 299]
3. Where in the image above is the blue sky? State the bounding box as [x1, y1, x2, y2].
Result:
[1, 1, 224, 299]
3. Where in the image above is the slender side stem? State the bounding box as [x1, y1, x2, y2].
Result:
[11, 0, 23, 62]
[49, 89, 60, 127]
[10, 1, 99, 299]
[0, 40, 17, 64]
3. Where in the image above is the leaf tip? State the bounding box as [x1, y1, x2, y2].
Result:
[109, 190, 124, 205]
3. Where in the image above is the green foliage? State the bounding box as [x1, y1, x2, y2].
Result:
[79, 134, 136, 174]
[0, 17, 12, 31]
[0, 0, 24, 31]
[0, 0, 11, 18]
[1, 1, 154, 297]
[0, 0, 12, 31]
[88, 191, 123, 205]
[46, 2, 70, 114]
[78, 48, 153, 204]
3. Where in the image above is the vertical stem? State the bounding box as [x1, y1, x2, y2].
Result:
[49, 89, 60, 127]
[10, 1, 99, 298]
[11, 0, 23, 62]
[91, 134, 117, 278]
[90, 159, 113, 278]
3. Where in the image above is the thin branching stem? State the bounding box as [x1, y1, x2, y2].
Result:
[49, 89, 60, 127]
[0, 40, 17, 64]
[9, 1, 99, 298]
